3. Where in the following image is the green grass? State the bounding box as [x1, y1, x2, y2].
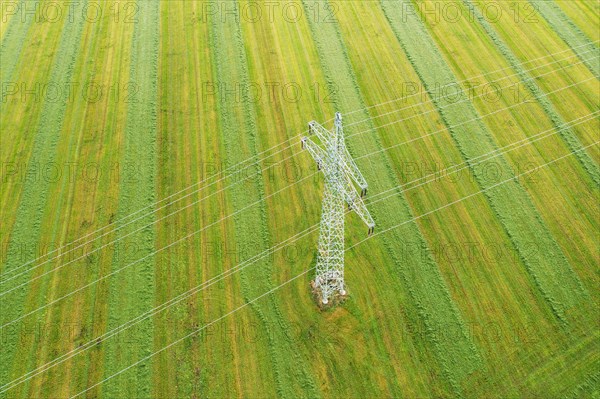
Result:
[101, 1, 160, 398]
[555, 0, 600, 45]
[208, 2, 319, 397]
[0, 2, 88, 396]
[464, 0, 600, 185]
[382, 0, 587, 322]
[0, 0, 39, 87]
[0, 0, 598, 398]
[303, 1, 480, 393]
[530, 0, 600, 77]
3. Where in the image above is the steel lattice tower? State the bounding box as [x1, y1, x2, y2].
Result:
[302, 113, 375, 305]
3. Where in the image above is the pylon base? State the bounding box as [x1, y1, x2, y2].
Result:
[310, 280, 348, 310]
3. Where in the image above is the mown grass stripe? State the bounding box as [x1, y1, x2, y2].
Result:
[18, 8, 119, 397]
[554, 0, 600, 45]
[208, 1, 319, 397]
[529, 0, 600, 78]
[64, 6, 136, 396]
[381, 0, 588, 322]
[0, 0, 39, 89]
[463, 1, 600, 188]
[302, 0, 481, 392]
[153, 3, 194, 398]
[101, 1, 159, 398]
[0, 1, 88, 394]
[1, 1, 68, 273]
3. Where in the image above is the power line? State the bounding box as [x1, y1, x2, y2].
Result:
[354, 141, 600, 248]
[342, 40, 599, 120]
[2, 52, 592, 292]
[1, 74, 594, 326]
[345, 47, 598, 129]
[351, 76, 596, 158]
[2, 46, 592, 281]
[368, 112, 599, 200]
[3, 111, 596, 392]
[67, 141, 599, 399]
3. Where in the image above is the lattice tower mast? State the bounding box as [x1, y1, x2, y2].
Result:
[301, 113, 375, 304]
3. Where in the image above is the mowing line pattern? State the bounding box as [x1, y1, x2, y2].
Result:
[101, 1, 160, 398]
[208, 1, 319, 397]
[2, 96, 596, 398]
[0, 2, 88, 394]
[381, 0, 588, 323]
[0, 2, 597, 396]
[68, 140, 598, 399]
[303, 0, 482, 393]
[530, 0, 600, 77]
[465, 0, 600, 185]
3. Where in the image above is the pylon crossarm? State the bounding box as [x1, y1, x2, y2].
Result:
[342, 177, 375, 228]
[308, 121, 336, 149]
[302, 136, 374, 228]
[302, 136, 327, 170]
[341, 148, 368, 192]
[303, 133, 368, 193]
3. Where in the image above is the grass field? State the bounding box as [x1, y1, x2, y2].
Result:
[1, 1, 598, 398]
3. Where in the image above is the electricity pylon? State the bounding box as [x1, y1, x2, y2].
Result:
[301, 113, 375, 305]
